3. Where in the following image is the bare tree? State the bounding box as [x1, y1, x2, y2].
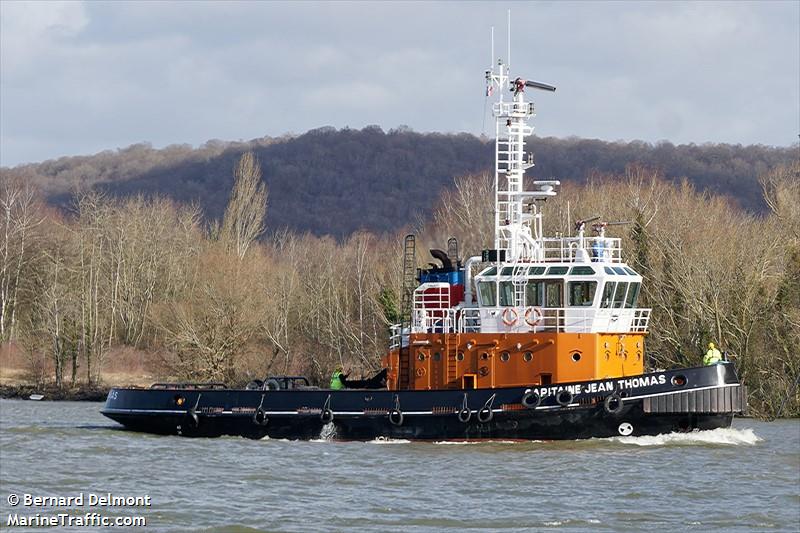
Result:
[220, 152, 268, 260]
[0, 177, 44, 341]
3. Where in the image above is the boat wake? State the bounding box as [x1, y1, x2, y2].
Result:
[612, 427, 762, 446]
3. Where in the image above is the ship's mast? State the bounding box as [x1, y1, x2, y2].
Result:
[486, 25, 557, 263]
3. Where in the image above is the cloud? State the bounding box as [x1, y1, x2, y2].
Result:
[1, 1, 797, 166]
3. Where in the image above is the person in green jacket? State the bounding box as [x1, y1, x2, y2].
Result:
[330, 366, 349, 390]
[703, 342, 722, 365]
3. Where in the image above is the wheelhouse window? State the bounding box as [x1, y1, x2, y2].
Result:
[601, 282, 615, 308]
[544, 280, 563, 307]
[478, 281, 497, 307]
[546, 266, 569, 276]
[569, 281, 597, 307]
[612, 282, 628, 308]
[625, 282, 641, 308]
[526, 280, 543, 306]
[499, 281, 515, 307]
[569, 266, 595, 276]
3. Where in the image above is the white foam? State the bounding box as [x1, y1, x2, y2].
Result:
[613, 427, 762, 446]
[369, 437, 411, 444]
[433, 439, 540, 445]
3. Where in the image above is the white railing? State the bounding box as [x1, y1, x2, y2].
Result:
[400, 305, 650, 336]
[460, 308, 482, 333]
[389, 324, 404, 350]
[475, 306, 651, 334]
[537, 237, 622, 263]
[493, 101, 535, 117]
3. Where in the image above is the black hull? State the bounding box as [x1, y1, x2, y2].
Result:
[101, 364, 746, 441]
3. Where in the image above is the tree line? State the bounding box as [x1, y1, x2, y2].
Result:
[2, 128, 796, 238]
[1, 153, 798, 417]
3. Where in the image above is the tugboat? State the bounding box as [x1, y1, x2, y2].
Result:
[101, 47, 747, 440]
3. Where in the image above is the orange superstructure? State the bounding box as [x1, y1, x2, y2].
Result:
[385, 332, 645, 391]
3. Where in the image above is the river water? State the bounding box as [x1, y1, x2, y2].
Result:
[0, 399, 798, 532]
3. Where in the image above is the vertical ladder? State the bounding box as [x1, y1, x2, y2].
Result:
[445, 333, 459, 388]
[512, 263, 527, 308]
[399, 234, 416, 389]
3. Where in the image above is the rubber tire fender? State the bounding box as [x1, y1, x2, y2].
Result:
[521, 390, 541, 409]
[604, 393, 624, 415]
[457, 407, 471, 423]
[186, 408, 199, 428]
[388, 409, 404, 426]
[246, 380, 263, 390]
[556, 389, 574, 407]
[253, 408, 268, 426]
[477, 406, 493, 423]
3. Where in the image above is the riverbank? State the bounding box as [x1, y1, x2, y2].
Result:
[0, 383, 112, 402]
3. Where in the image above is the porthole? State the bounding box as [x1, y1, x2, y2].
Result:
[456, 352, 465, 362]
[523, 351, 533, 362]
[417, 353, 426, 361]
[480, 352, 489, 361]
[174, 395, 186, 406]
[500, 351, 510, 362]
[671, 375, 687, 387]
[571, 352, 581, 362]
[433, 352, 441, 362]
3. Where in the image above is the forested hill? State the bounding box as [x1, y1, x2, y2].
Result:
[4, 127, 797, 237]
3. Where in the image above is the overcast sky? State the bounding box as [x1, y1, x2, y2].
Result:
[1, 1, 798, 167]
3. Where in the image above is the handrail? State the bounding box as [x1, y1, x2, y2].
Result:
[150, 382, 228, 390]
[399, 306, 651, 335]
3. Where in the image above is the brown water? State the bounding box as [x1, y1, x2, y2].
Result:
[0, 399, 798, 532]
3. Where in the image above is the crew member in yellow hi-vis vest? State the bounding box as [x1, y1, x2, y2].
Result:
[703, 342, 722, 365]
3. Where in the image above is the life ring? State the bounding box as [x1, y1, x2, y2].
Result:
[253, 408, 268, 426]
[556, 389, 574, 407]
[388, 408, 404, 426]
[521, 390, 541, 409]
[265, 378, 281, 391]
[604, 393, 624, 415]
[415, 367, 425, 377]
[501, 307, 519, 326]
[524, 306, 543, 327]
